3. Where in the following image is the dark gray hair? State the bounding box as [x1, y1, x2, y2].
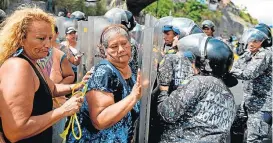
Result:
[100, 24, 130, 48]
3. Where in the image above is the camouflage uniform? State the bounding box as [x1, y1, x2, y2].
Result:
[158, 53, 194, 93]
[269, 46, 273, 51]
[231, 48, 272, 142]
[149, 50, 194, 143]
[157, 75, 236, 143]
[162, 45, 178, 55]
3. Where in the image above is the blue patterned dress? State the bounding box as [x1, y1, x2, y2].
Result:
[67, 60, 140, 143]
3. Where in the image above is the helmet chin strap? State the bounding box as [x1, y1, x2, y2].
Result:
[126, 21, 131, 29]
[200, 36, 208, 61]
[200, 36, 212, 72]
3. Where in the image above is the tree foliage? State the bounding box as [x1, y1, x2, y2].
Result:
[143, 0, 222, 24]
[239, 10, 258, 25]
[230, 2, 258, 25]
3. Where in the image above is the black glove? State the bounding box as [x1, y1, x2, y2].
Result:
[157, 90, 169, 104]
[222, 73, 238, 88]
[236, 43, 247, 56]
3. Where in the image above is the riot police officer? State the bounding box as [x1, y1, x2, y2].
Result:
[230, 28, 272, 143]
[157, 33, 237, 143]
[236, 24, 272, 57]
[161, 17, 203, 54]
[202, 20, 216, 37]
[255, 23, 272, 50]
[158, 17, 203, 94]
[148, 17, 203, 143]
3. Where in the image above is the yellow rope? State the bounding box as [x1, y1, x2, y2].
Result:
[59, 82, 88, 143]
[234, 53, 239, 61]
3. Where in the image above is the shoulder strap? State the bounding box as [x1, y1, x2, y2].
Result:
[19, 55, 52, 97]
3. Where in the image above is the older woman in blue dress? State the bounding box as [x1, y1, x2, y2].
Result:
[67, 24, 142, 143]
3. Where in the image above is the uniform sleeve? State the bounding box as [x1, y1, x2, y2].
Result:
[157, 78, 201, 123]
[231, 52, 270, 80]
[87, 64, 118, 93]
[158, 55, 173, 86]
[231, 52, 249, 69]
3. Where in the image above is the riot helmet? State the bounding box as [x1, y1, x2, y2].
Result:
[202, 20, 215, 31]
[104, 8, 136, 31]
[70, 11, 86, 21]
[123, 10, 136, 31]
[58, 11, 65, 17]
[202, 20, 215, 36]
[0, 9, 6, 23]
[237, 28, 269, 55]
[255, 23, 272, 47]
[130, 23, 143, 42]
[177, 33, 234, 78]
[58, 8, 68, 17]
[163, 17, 203, 40]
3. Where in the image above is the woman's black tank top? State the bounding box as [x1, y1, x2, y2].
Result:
[0, 55, 53, 143]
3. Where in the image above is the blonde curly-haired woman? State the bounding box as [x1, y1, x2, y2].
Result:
[0, 7, 84, 143]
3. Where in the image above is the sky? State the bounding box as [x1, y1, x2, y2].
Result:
[231, 0, 273, 26]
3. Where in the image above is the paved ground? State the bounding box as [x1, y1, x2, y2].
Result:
[230, 80, 244, 105]
[229, 80, 272, 143]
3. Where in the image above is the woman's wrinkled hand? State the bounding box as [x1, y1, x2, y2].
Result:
[59, 93, 83, 116]
[131, 70, 143, 100]
[82, 70, 92, 83]
[73, 54, 82, 65]
[172, 36, 179, 47]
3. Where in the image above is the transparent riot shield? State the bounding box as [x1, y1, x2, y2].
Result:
[56, 17, 78, 42]
[130, 23, 143, 45]
[76, 20, 89, 82]
[166, 17, 203, 39]
[137, 14, 162, 143]
[88, 16, 111, 66]
[144, 14, 159, 28]
[154, 16, 173, 55]
[63, 18, 78, 30]
[237, 28, 269, 55]
[137, 16, 174, 143]
[137, 27, 155, 143]
[104, 8, 128, 24]
[55, 16, 66, 41]
[76, 16, 111, 82]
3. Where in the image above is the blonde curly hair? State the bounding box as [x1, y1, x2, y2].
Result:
[0, 7, 55, 65]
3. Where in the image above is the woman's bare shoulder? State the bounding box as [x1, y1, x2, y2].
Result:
[0, 57, 38, 90]
[0, 57, 33, 75]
